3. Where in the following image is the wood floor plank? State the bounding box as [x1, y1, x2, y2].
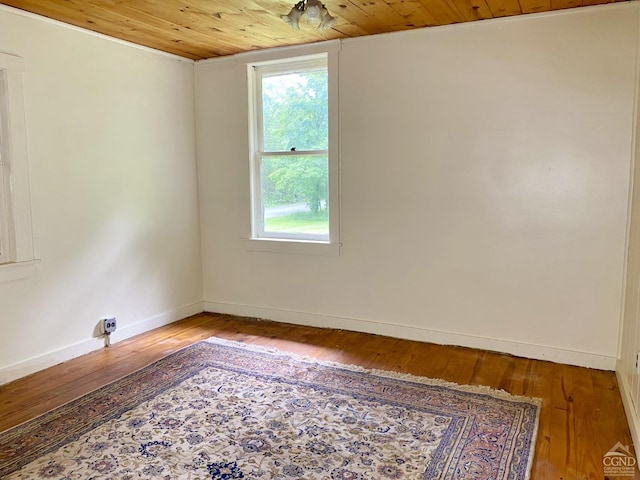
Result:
[0, 312, 637, 479]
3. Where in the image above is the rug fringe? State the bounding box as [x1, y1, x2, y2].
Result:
[203, 336, 542, 407]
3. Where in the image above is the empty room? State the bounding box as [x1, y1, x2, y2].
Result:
[0, 0, 639, 478]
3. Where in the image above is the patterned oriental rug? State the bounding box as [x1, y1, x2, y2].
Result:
[0, 338, 541, 480]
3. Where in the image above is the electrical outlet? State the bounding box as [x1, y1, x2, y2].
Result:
[103, 318, 117, 334]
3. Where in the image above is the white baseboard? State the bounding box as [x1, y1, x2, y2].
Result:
[0, 301, 205, 385]
[616, 365, 640, 463]
[205, 301, 616, 370]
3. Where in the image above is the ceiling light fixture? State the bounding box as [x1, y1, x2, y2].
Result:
[282, 0, 337, 31]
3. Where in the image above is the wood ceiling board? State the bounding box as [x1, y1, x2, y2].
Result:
[0, 0, 630, 59]
[350, 1, 410, 28]
[549, 0, 582, 10]
[100, 3, 248, 56]
[405, 10, 438, 27]
[0, 0, 218, 58]
[336, 1, 392, 34]
[449, 0, 494, 21]
[417, 0, 468, 24]
[81, 6, 235, 58]
[330, 23, 371, 38]
[387, 0, 440, 26]
[2, 0, 281, 58]
[175, 7, 288, 41]
[518, 0, 552, 14]
[483, 0, 523, 17]
[385, 0, 425, 17]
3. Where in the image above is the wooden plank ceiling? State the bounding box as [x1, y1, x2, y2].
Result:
[0, 0, 625, 60]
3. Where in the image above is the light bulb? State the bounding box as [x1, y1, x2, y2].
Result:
[306, 5, 320, 18]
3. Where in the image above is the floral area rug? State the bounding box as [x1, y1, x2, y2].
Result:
[0, 337, 541, 479]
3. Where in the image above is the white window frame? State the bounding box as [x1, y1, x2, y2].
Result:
[252, 58, 329, 243]
[244, 45, 340, 256]
[0, 52, 38, 282]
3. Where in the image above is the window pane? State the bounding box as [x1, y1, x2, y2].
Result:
[262, 69, 328, 152]
[261, 155, 329, 237]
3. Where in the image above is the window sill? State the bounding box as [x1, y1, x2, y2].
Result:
[0, 259, 41, 283]
[242, 238, 341, 256]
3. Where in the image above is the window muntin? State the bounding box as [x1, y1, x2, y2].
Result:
[250, 56, 332, 243]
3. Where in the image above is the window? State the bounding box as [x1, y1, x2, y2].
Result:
[0, 52, 38, 282]
[247, 50, 339, 255]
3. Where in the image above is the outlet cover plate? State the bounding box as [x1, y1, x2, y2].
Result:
[103, 318, 117, 334]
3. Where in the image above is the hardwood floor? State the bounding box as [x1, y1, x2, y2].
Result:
[0, 312, 637, 479]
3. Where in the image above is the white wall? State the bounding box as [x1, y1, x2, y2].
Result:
[0, 2, 633, 382]
[196, 3, 637, 369]
[0, 7, 203, 383]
